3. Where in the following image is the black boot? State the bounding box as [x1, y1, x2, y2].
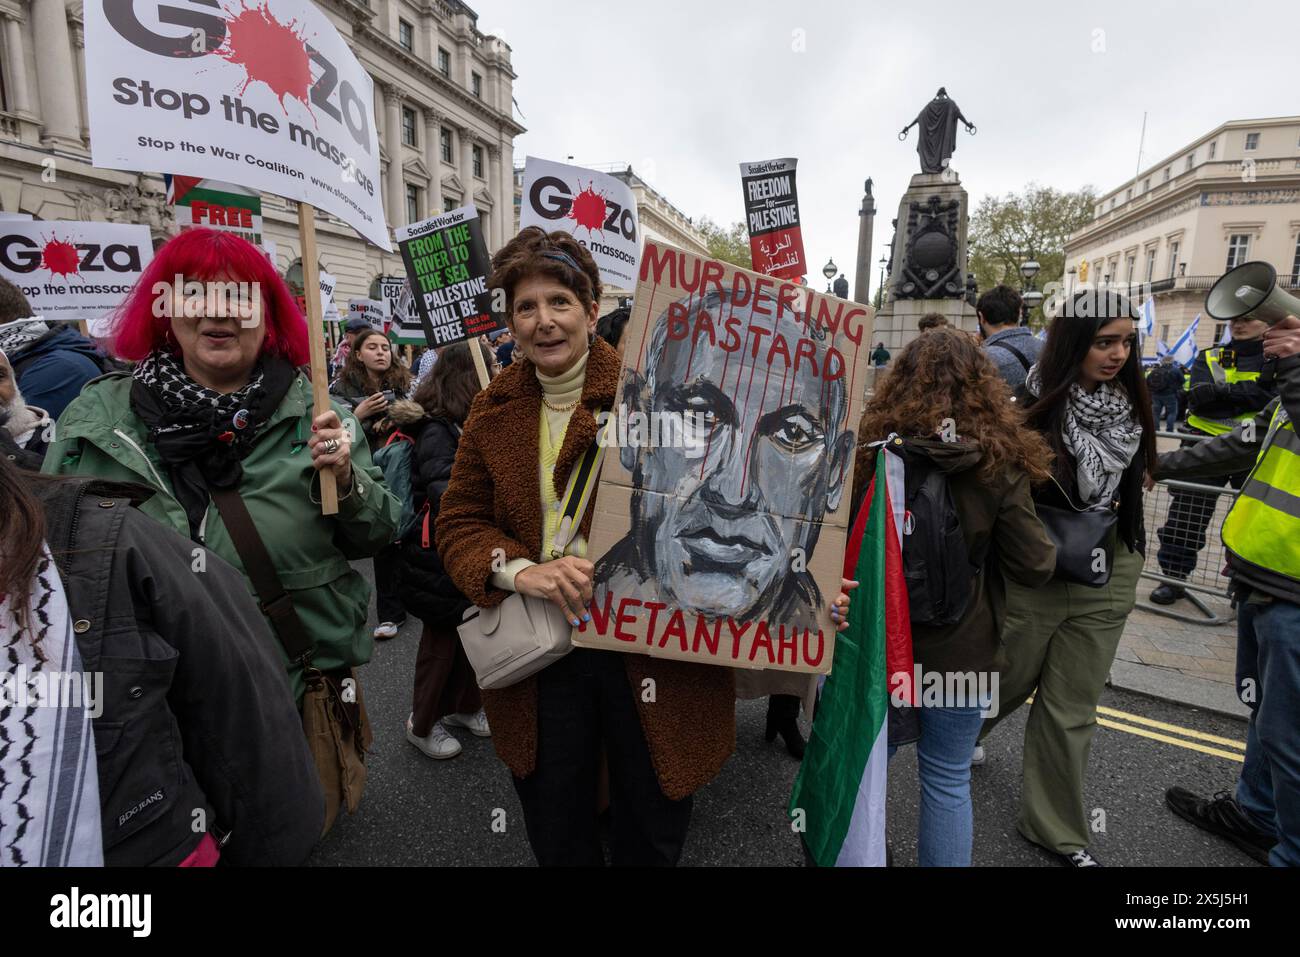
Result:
[765, 694, 806, 759]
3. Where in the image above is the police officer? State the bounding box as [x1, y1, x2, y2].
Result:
[1159, 316, 1300, 866]
[1150, 315, 1278, 604]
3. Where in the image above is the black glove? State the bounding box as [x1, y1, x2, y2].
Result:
[1188, 382, 1219, 409]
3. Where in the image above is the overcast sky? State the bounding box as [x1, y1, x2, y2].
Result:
[480, 0, 1297, 292]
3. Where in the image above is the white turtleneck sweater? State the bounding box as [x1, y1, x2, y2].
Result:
[490, 350, 589, 591]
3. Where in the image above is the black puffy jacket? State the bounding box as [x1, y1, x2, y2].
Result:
[394, 404, 472, 625]
[32, 475, 324, 865]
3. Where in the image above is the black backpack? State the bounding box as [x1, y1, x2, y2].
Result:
[900, 456, 982, 627]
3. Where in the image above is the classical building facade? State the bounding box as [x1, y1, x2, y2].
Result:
[1062, 116, 1300, 355]
[513, 162, 710, 312]
[0, 0, 523, 309]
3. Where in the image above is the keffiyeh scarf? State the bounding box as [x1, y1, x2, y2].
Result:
[130, 349, 296, 537]
[1026, 364, 1143, 506]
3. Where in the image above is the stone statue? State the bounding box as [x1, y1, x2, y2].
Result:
[899, 87, 976, 174]
[864, 177, 873, 196]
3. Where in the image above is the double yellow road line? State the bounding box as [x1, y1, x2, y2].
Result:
[1096, 706, 1245, 763]
[1025, 696, 1246, 762]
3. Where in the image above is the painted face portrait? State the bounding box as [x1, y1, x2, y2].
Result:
[607, 288, 856, 624]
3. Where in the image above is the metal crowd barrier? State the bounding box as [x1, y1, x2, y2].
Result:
[1137, 430, 1238, 626]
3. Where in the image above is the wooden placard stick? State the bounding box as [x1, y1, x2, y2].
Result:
[297, 201, 338, 515]
[469, 335, 490, 389]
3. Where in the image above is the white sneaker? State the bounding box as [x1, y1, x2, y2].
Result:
[374, 621, 399, 640]
[406, 715, 462, 759]
[971, 744, 986, 766]
[443, 708, 491, 737]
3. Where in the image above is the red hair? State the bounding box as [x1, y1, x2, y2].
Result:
[112, 227, 309, 365]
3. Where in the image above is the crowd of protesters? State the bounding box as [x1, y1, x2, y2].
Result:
[2, 226, 1298, 870]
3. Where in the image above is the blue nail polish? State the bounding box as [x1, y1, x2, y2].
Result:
[582, 614, 591, 623]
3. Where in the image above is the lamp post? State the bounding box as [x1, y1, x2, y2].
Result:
[1019, 256, 1043, 325]
[822, 258, 837, 293]
[877, 253, 887, 299]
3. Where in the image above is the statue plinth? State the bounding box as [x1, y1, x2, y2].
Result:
[873, 169, 976, 352]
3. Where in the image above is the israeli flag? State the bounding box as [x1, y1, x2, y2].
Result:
[1156, 338, 1170, 358]
[1170, 314, 1201, 367]
[1140, 297, 1156, 338]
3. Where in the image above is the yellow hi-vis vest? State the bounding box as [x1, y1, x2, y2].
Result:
[1222, 402, 1300, 581]
[1188, 347, 1263, 436]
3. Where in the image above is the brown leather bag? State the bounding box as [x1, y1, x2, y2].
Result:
[210, 487, 371, 836]
[301, 666, 372, 834]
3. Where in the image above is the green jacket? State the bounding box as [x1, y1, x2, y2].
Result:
[43, 372, 401, 702]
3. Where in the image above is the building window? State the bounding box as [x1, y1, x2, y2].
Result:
[1125, 188, 1132, 202]
[1125, 254, 1136, 281]
[1185, 153, 1194, 172]
[439, 127, 452, 164]
[1213, 322, 1228, 344]
[1160, 323, 1170, 343]
[1142, 177, 1150, 193]
[1227, 234, 1250, 270]
[406, 184, 421, 224]
[471, 72, 482, 98]
[398, 19, 414, 52]
[472, 145, 483, 178]
[1292, 234, 1300, 279]
[1145, 248, 1157, 282]
[401, 107, 416, 147]
[1209, 140, 1217, 159]
[443, 196, 457, 213]
[1245, 132, 1260, 151]
[1163, 167, 1171, 183]
[1168, 240, 1180, 279]
[1109, 197, 1115, 210]
[437, 47, 451, 77]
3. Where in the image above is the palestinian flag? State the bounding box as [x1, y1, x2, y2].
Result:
[789, 444, 913, 866]
[165, 175, 263, 245]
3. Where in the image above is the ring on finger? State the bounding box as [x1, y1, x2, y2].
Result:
[322, 437, 341, 454]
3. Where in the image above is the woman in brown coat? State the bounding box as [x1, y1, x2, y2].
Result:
[436, 228, 735, 866]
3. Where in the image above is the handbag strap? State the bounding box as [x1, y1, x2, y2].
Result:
[1045, 473, 1116, 514]
[209, 487, 315, 667]
[549, 419, 609, 559]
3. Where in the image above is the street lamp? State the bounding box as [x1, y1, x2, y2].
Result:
[822, 258, 837, 293]
[1019, 256, 1043, 325]
[878, 253, 888, 299]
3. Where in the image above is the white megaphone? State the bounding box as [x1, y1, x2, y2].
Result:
[1205, 261, 1300, 325]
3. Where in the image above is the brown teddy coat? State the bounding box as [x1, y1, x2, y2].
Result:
[435, 336, 736, 800]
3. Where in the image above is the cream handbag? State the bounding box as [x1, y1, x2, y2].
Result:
[458, 436, 604, 690]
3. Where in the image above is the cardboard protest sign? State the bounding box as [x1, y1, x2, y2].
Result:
[348, 298, 388, 330]
[519, 157, 640, 290]
[85, 0, 390, 250]
[740, 158, 806, 280]
[377, 276, 422, 344]
[574, 242, 874, 675]
[395, 206, 500, 347]
[0, 220, 153, 333]
[168, 174, 264, 245]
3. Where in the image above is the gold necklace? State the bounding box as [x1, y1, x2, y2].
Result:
[542, 395, 579, 413]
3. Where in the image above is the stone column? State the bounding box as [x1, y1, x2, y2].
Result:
[854, 179, 876, 305]
[501, 140, 514, 242]
[382, 84, 405, 227]
[458, 124, 474, 210]
[30, 0, 81, 146]
[423, 107, 443, 214]
[2, 11, 34, 116]
[69, 17, 87, 142]
[487, 144, 502, 252]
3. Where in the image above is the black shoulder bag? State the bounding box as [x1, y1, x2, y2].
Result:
[1033, 476, 1117, 588]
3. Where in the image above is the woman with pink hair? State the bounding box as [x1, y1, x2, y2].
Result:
[44, 229, 400, 803]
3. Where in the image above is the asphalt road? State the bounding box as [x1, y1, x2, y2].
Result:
[309, 568, 1257, 868]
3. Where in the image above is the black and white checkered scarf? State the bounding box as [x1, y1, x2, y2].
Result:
[130, 349, 295, 537]
[1026, 364, 1143, 506]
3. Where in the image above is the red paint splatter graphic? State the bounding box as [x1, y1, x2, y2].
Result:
[567, 182, 608, 235]
[216, 2, 312, 116]
[42, 238, 80, 279]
